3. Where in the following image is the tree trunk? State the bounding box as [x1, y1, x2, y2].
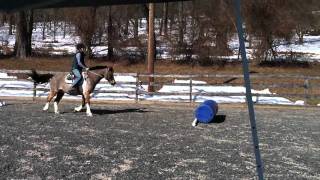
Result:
[296, 26, 304, 44]
[15, 10, 33, 59]
[107, 6, 114, 60]
[53, 21, 57, 42]
[49, 21, 52, 31]
[8, 15, 13, 35]
[97, 27, 103, 45]
[147, 3, 155, 92]
[248, 35, 252, 49]
[178, 2, 184, 46]
[0, 14, 4, 26]
[124, 7, 129, 38]
[143, 4, 149, 33]
[163, 2, 168, 36]
[267, 36, 277, 60]
[159, 3, 168, 36]
[216, 29, 229, 55]
[42, 21, 46, 40]
[133, 17, 139, 39]
[26, 11, 33, 56]
[159, 16, 163, 36]
[63, 21, 67, 38]
[87, 8, 96, 58]
[169, 15, 174, 37]
[124, 19, 129, 38]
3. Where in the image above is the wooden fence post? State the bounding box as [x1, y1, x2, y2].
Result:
[135, 73, 140, 103]
[304, 78, 310, 105]
[33, 82, 36, 101]
[147, 3, 155, 92]
[189, 77, 192, 103]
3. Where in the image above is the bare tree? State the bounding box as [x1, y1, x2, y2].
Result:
[159, 2, 168, 36]
[8, 14, 14, 35]
[147, 3, 155, 92]
[107, 6, 114, 60]
[70, 7, 97, 58]
[15, 10, 33, 59]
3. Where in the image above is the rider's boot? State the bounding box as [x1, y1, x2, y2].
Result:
[68, 85, 79, 95]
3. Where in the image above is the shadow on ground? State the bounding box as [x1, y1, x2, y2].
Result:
[91, 108, 150, 115]
[211, 114, 226, 123]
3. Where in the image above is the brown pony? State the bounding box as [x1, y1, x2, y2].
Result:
[30, 66, 116, 116]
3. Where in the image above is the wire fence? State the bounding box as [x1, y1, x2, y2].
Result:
[0, 69, 319, 105]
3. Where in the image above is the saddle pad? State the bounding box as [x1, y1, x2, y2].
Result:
[64, 73, 73, 84]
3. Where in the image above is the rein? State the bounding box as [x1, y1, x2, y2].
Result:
[86, 69, 105, 78]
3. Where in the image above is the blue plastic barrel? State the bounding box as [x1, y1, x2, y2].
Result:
[194, 100, 218, 123]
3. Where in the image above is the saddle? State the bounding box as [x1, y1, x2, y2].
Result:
[65, 72, 88, 96]
[64, 72, 87, 84]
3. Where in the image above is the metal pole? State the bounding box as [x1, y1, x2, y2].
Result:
[233, 0, 264, 179]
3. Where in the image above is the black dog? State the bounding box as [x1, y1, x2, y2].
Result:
[28, 69, 54, 84]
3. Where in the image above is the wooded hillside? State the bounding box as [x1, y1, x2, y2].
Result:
[1, 0, 320, 63]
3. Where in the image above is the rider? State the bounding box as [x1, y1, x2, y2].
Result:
[69, 43, 89, 94]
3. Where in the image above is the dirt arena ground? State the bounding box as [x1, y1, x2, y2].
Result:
[0, 101, 319, 179]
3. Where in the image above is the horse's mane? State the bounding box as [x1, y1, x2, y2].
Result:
[89, 66, 108, 70]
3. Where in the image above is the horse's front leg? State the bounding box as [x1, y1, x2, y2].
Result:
[43, 90, 57, 111]
[84, 92, 93, 117]
[74, 94, 85, 112]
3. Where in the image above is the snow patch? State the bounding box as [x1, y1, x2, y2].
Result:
[294, 100, 305, 105]
[0, 76, 306, 106]
[0, 72, 17, 79]
[173, 79, 207, 84]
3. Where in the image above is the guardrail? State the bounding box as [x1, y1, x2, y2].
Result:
[0, 69, 319, 105]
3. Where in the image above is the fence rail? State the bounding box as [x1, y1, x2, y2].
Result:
[0, 69, 319, 105]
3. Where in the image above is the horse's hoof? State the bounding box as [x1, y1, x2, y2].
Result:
[55, 111, 60, 114]
[74, 107, 82, 112]
[192, 119, 198, 127]
[87, 113, 93, 117]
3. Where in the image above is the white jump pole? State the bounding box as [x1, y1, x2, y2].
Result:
[233, 0, 264, 179]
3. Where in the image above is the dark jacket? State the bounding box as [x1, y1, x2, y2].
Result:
[72, 52, 86, 72]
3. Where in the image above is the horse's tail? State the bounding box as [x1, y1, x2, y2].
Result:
[28, 69, 54, 84]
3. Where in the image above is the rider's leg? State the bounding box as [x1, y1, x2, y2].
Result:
[68, 69, 82, 94]
[71, 69, 82, 88]
[43, 90, 57, 111]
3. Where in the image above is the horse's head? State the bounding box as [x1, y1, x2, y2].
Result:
[104, 67, 116, 86]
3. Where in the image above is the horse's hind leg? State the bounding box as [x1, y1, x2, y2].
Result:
[74, 94, 85, 112]
[43, 91, 57, 111]
[53, 90, 64, 114]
